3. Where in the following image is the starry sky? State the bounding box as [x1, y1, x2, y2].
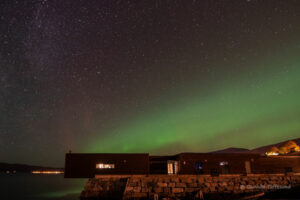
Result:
[1, 0, 300, 167]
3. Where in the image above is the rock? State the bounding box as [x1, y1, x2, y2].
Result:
[187, 183, 198, 188]
[185, 188, 195, 193]
[172, 188, 184, 193]
[176, 183, 186, 187]
[154, 187, 163, 193]
[157, 182, 168, 187]
[168, 182, 176, 187]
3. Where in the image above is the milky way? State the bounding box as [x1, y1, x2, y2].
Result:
[0, 0, 299, 166]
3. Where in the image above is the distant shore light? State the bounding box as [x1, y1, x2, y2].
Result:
[31, 171, 64, 174]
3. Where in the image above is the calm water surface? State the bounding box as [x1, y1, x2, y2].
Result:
[0, 173, 86, 200]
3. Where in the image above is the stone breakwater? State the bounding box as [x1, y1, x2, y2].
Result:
[80, 174, 300, 199]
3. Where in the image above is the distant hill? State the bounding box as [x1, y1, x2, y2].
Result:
[250, 138, 300, 154]
[209, 137, 300, 154]
[0, 162, 63, 173]
[209, 147, 250, 154]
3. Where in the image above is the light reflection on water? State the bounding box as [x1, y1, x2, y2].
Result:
[0, 173, 86, 200]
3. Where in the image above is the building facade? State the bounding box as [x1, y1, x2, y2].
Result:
[64, 152, 300, 178]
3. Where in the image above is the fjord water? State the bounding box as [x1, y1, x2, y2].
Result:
[0, 173, 86, 200]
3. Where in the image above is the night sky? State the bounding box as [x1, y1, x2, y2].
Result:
[1, 0, 300, 167]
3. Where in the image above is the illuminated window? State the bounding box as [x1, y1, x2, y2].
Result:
[167, 160, 178, 175]
[168, 162, 173, 174]
[96, 163, 115, 169]
[219, 161, 228, 166]
[266, 152, 279, 156]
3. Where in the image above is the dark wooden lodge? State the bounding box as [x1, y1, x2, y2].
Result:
[65, 153, 149, 178]
[65, 152, 300, 178]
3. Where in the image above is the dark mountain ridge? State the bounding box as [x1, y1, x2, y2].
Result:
[209, 137, 300, 154]
[209, 147, 250, 154]
[250, 138, 300, 154]
[0, 162, 63, 173]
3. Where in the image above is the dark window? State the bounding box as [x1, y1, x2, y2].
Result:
[220, 161, 229, 174]
[210, 168, 219, 176]
[194, 162, 203, 170]
[285, 167, 292, 173]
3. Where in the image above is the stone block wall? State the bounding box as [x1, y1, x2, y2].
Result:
[81, 177, 128, 199]
[80, 174, 300, 199]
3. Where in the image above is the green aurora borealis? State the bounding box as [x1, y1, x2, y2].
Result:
[86, 52, 300, 154]
[2, 0, 300, 166]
